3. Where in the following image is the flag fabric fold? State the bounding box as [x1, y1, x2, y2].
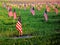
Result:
[8, 7, 13, 17]
[13, 12, 17, 19]
[8, 11, 13, 17]
[16, 17, 23, 36]
[44, 10, 48, 21]
[30, 7, 35, 16]
[13, 9, 17, 19]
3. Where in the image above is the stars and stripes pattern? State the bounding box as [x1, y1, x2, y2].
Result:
[16, 17, 22, 35]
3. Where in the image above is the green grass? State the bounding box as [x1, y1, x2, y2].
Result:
[0, 2, 60, 45]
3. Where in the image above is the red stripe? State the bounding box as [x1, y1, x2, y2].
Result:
[16, 24, 22, 30]
[16, 21, 22, 32]
[18, 21, 21, 26]
[16, 26, 22, 32]
[16, 25, 22, 32]
[17, 22, 21, 28]
[17, 22, 22, 29]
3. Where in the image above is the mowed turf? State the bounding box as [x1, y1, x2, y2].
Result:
[0, 3, 60, 45]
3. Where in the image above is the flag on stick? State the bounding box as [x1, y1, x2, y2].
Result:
[16, 17, 23, 36]
[8, 11, 13, 17]
[44, 9, 48, 22]
[13, 9, 17, 19]
[8, 7, 13, 17]
[30, 7, 35, 16]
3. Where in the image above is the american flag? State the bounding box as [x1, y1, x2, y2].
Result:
[8, 11, 13, 17]
[13, 9, 17, 19]
[13, 12, 17, 19]
[30, 7, 35, 15]
[44, 9, 48, 21]
[8, 7, 13, 17]
[16, 17, 22, 35]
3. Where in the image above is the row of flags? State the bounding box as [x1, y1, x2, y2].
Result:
[16, 5, 58, 36]
[7, 6, 22, 36]
[3, 3, 59, 36]
[15, 7, 48, 36]
[3, 2, 60, 9]
[8, 6, 17, 19]
[6, 6, 22, 36]
[30, 5, 58, 21]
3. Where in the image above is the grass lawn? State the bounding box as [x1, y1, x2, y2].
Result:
[0, 2, 60, 45]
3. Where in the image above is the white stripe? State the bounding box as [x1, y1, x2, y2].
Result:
[16, 25, 22, 31]
[17, 23, 21, 27]
[16, 24, 22, 30]
[18, 21, 21, 25]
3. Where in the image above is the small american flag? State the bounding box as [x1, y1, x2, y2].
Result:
[13, 9, 17, 19]
[30, 7, 35, 15]
[8, 11, 13, 17]
[8, 8, 13, 17]
[16, 17, 22, 36]
[44, 9, 48, 21]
